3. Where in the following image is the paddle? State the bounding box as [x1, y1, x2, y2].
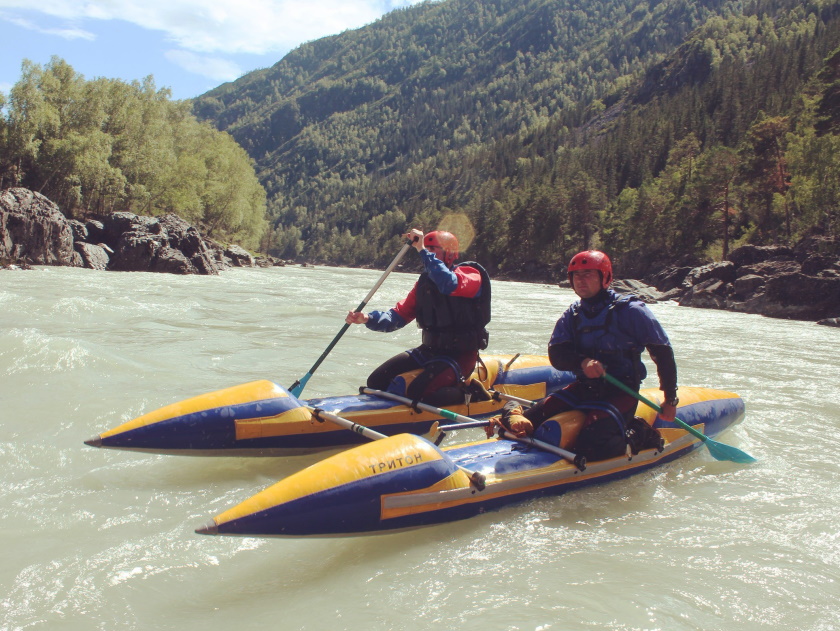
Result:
[288, 239, 415, 397]
[308, 406, 391, 442]
[309, 405, 487, 491]
[362, 388, 587, 471]
[488, 390, 536, 408]
[602, 373, 756, 464]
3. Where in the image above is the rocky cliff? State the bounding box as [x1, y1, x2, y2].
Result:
[0, 188, 265, 274]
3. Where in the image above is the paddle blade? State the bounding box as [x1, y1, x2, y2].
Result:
[704, 438, 757, 464]
[289, 372, 312, 398]
[674, 418, 757, 463]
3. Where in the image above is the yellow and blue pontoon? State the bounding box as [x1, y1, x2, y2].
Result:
[195, 386, 747, 537]
[84, 354, 573, 456]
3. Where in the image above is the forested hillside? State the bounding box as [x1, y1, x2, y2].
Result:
[193, 0, 840, 276]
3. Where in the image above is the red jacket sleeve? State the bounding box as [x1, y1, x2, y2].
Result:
[392, 282, 418, 323]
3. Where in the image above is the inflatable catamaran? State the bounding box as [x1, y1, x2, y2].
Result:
[84, 352, 749, 537]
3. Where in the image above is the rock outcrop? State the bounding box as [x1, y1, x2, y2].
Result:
[0, 187, 262, 275]
[642, 240, 840, 321]
[611, 278, 664, 303]
[0, 189, 77, 266]
[223, 244, 256, 268]
[104, 212, 221, 275]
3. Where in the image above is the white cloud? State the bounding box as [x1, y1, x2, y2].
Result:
[3, 14, 95, 40]
[164, 49, 242, 81]
[0, 0, 427, 55]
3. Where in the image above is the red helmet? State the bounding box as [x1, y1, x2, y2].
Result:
[567, 250, 612, 286]
[424, 231, 459, 266]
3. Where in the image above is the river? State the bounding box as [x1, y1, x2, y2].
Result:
[1, 264, 838, 631]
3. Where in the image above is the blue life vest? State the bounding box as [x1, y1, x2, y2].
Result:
[570, 293, 646, 387]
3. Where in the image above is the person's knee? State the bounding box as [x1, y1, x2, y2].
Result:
[366, 363, 396, 390]
[367, 351, 416, 391]
[525, 395, 571, 425]
[366, 373, 389, 390]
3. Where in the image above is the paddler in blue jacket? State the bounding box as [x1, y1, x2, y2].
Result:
[346, 228, 491, 405]
[489, 250, 678, 461]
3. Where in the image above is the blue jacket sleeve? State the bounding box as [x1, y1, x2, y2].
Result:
[626, 302, 671, 346]
[421, 250, 459, 295]
[365, 309, 408, 333]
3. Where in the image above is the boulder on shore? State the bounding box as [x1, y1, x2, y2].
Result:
[255, 254, 287, 267]
[640, 239, 840, 322]
[99, 212, 222, 275]
[224, 244, 256, 267]
[0, 189, 78, 267]
[611, 278, 663, 303]
[0, 187, 249, 275]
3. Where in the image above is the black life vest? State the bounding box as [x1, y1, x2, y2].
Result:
[415, 261, 491, 353]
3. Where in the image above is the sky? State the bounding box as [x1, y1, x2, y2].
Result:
[0, 0, 427, 101]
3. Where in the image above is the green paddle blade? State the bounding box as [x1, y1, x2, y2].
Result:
[701, 436, 758, 464]
[671, 418, 756, 463]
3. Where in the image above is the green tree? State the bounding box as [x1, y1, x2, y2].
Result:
[786, 99, 840, 237]
[1, 57, 267, 247]
[567, 172, 603, 251]
[739, 114, 791, 242]
[691, 145, 740, 258]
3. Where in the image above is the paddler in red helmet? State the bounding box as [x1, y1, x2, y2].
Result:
[346, 228, 491, 405]
[488, 250, 678, 461]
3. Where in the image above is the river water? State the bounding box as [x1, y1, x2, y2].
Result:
[1, 264, 838, 631]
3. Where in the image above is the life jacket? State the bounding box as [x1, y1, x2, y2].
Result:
[415, 261, 491, 353]
[570, 292, 646, 387]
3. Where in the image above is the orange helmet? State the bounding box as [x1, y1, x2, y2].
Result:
[424, 231, 459, 266]
[568, 250, 612, 286]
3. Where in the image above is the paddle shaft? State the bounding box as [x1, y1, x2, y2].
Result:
[601, 373, 709, 442]
[438, 420, 491, 431]
[602, 372, 757, 464]
[310, 407, 389, 442]
[489, 390, 536, 408]
[433, 423, 566, 456]
[363, 388, 585, 470]
[289, 241, 414, 396]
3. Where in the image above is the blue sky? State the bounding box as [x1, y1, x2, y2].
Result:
[1, 0, 427, 101]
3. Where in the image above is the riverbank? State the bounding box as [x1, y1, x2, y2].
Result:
[495, 239, 840, 326]
[0, 187, 289, 275]
[3, 186, 838, 325]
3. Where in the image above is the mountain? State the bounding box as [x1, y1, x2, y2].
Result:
[193, 0, 840, 276]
